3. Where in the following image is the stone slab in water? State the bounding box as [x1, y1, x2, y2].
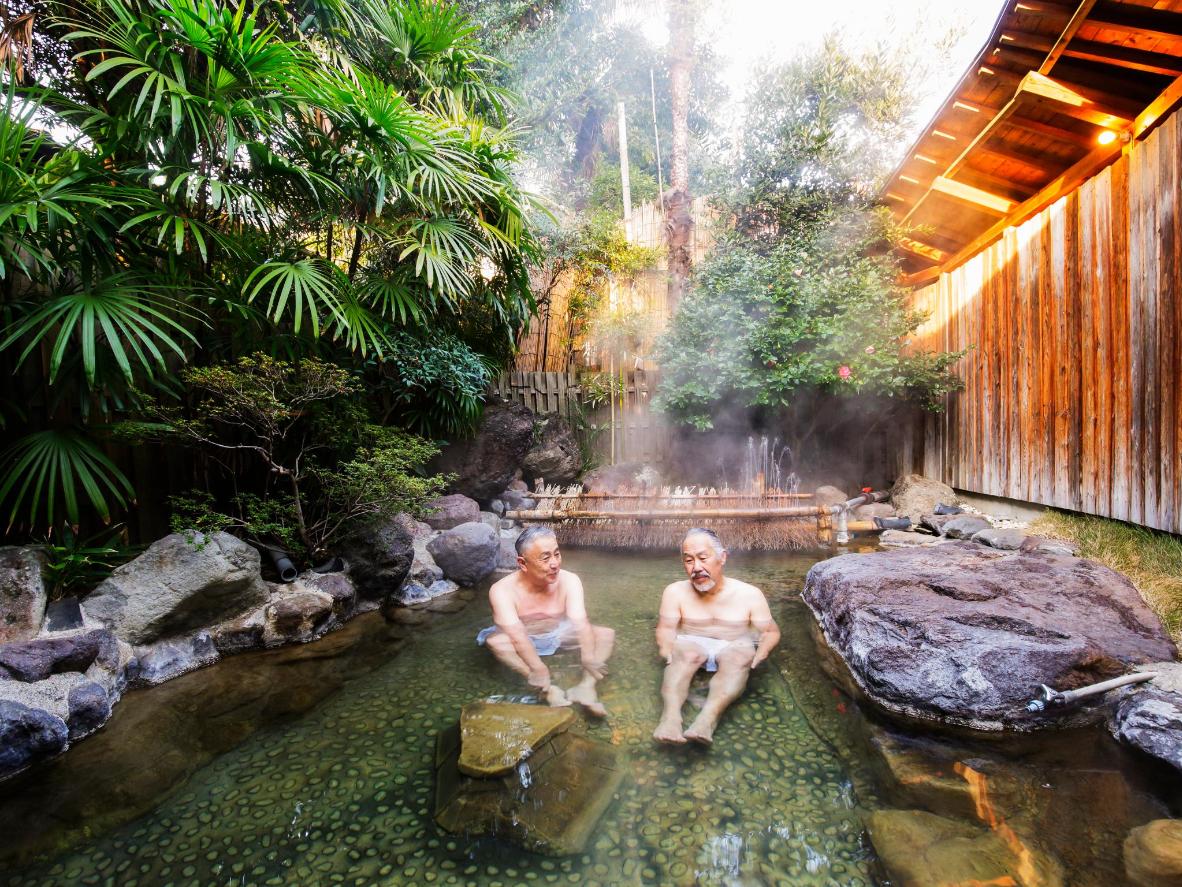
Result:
[866, 808, 1065, 887]
[457, 701, 575, 777]
[1124, 819, 1182, 887]
[803, 541, 1179, 731]
[436, 716, 625, 856]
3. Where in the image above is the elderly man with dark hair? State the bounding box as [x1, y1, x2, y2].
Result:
[653, 527, 781, 744]
[477, 526, 615, 714]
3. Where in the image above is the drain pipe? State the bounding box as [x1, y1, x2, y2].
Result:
[1025, 671, 1158, 712]
[830, 490, 890, 545]
[264, 546, 299, 583]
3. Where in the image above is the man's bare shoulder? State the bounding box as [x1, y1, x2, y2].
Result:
[489, 571, 521, 599]
[558, 568, 582, 589]
[661, 579, 694, 600]
[726, 577, 767, 601]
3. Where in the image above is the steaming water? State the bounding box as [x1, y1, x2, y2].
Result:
[0, 549, 1175, 885]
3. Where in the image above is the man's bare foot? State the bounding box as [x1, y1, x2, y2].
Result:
[545, 685, 572, 707]
[683, 717, 715, 745]
[565, 684, 608, 717]
[653, 716, 687, 744]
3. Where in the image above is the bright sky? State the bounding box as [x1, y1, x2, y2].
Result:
[636, 0, 1005, 144]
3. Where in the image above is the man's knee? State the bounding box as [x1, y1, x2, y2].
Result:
[716, 644, 755, 671]
[485, 632, 513, 654]
[594, 625, 615, 645]
[672, 640, 707, 666]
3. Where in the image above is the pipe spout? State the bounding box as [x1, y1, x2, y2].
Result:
[1025, 671, 1158, 712]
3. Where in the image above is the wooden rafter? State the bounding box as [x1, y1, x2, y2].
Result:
[896, 237, 948, 265]
[976, 142, 1059, 176]
[1087, 2, 1182, 45]
[1018, 69, 1134, 128]
[1003, 113, 1095, 147]
[957, 164, 1040, 198]
[1062, 40, 1182, 78]
[1037, 0, 1101, 73]
[930, 176, 1015, 215]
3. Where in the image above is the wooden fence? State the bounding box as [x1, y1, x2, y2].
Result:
[493, 370, 672, 467]
[899, 105, 1182, 535]
[513, 197, 719, 374]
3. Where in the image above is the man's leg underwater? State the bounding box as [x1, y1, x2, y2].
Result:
[484, 631, 569, 706]
[565, 625, 615, 717]
[684, 643, 755, 745]
[653, 639, 707, 743]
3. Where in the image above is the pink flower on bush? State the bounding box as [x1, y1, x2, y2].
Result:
[837, 365, 852, 380]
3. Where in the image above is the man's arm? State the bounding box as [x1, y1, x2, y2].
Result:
[490, 585, 551, 690]
[655, 584, 681, 663]
[749, 588, 780, 668]
[563, 574, 605, 679]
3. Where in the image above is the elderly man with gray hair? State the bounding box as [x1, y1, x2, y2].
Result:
[477, 526, 615, 714]
[653, 527, 780, 744]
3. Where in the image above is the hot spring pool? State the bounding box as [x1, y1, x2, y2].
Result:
[0, 548, 1176, 885]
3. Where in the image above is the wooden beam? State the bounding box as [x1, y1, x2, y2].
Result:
[1018, 70, 1134, 129]
[1133, 71, 1182, 139]
[1062, 39, 1182, 78]
[900, 266, 942, 289]
[1003, 113, 1095, 147]
[955, 164, 1040, 199]
[997, 29, 1055, 54]
[896, 237, 948, 265]
[1011, 2, 1074, 19]
[1038, 0, 1102, 73]
[930, 176, 1015, 214]
[975, 142, 1059, 176]
[1088, 1, 1182, 45]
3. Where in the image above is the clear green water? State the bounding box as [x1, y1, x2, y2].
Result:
[0, 548, 1176, 886]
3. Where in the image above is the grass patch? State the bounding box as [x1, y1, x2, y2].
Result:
[1032, 510, 1182, 647]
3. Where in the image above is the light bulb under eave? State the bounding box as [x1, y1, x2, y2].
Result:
[1097, 130, 1118, 146]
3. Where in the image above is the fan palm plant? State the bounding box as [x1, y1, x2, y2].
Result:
[0, 0, 538, 539]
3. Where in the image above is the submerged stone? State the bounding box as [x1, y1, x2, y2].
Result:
[1124, 819, 1182, 887]
[457, 702, 575, 777]
[436, 704, 624, 856]
[866, 809, 1064, 887]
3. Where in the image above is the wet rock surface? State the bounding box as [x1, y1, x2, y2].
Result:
[941, 514, 992, 539]
[972, 527, 1029, 549]
[0, 548, 48, 644]
[338, 517, 415, 601]
[424, 494, 481, 530]
[1124, 819, 1182, 887]
[1112, 687, 1182, 773]
[82, 533, 268, 645]
[522, 416, 582, 486]
[0, 629, 118, 682]
[427, 522, 499, 587]
[130, 633, 219, 687]
[456, 701, 576, 777]
[434, 399, 535, 502]
[803, 542, 1179, 730]
[436, 702, 623, 855]
[878, 529, 941, 547]
[0, 700, 68, 778]
[890, 474, 956, 523]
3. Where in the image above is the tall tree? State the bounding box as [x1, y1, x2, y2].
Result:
[664, 0, 694, 310]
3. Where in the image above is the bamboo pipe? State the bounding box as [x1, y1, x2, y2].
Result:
[527, 491, 815, 500]
[509, 506, 837, 520]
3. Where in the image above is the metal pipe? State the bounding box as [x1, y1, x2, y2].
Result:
[266, 547, 299, 583]
[1025, 671, 1158, 712]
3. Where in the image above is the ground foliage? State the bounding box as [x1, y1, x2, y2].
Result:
[129, 354, 445, 562]
[655, 39, 966, 430]
[0, 0, 535, 539]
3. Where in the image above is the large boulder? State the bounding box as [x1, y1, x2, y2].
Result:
[942, 514, 992, 539]
[82, 532, 268, 645]
[890, 474, 956, 523]
[434, 399, 536, 502]
[427, 522, 499, 587]
[262, 588, 334, 646]
[0, 548, 48, 644]
[435, 702, 625, 856]
[0, 699, 68, 779]
[424, 494, 480, 531]
[0, 629, 119, 682]
[338, 517, 415, 601]
[522, 416, 582, 486]
[802, 542, 1178, 731]
[129, 632, 219, 687]
[66, 680, 111, 740]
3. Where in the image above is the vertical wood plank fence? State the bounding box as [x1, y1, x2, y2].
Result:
[899, 106, 1182, 535]
[493, 371, 671, 468]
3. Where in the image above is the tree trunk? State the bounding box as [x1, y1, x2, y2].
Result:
[665, 0, 694, 313]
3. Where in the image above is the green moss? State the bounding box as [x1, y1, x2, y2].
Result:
[1032, 511, 1182, 646]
